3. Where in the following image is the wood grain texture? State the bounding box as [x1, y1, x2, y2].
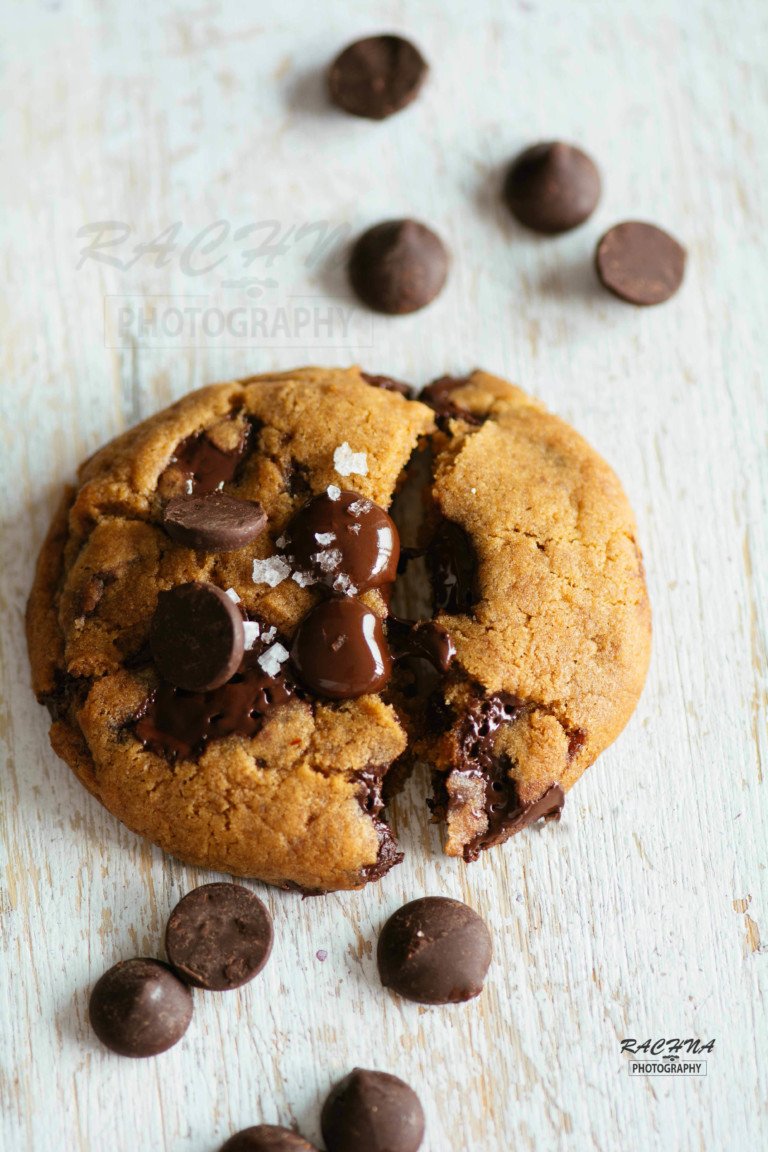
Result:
[1, 1, 766, 1150]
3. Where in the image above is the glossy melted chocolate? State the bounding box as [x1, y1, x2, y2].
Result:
[134, 649, 293, 760]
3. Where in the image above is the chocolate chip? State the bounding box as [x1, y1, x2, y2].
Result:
[329, 35, 427, 120]
[165, 422, 253, 496]
[283, 490, 399, 595]
[360, 371, 415, 398]
[290, 599, 392, 699]
[165, 883, 273, 991]
[221, 1126, 318, 1152]
[163, 493, 267, 552]
[349, 220, 449, 314]
[595, 221, 687, 305]
[503, 141, 601, 234]
[321, 1069, 425, 1152]
[377, 896, 492, 1004]
[150, 581, 245, 692]
[88, 958, 193, 1057]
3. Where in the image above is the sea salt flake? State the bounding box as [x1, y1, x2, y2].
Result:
[348, 523, 361, 535]
[347, 498, 371, 517]
[327, 484, 341, 501]
[276, 535, 287, 549]
[333, 442, 368, 477]
[224, 587, 241, 604]
[242, 621, 261, 650]
[315, 532, 336, 545]
[313, 548, 343, 573]
[332, 573, 358, 596]
[261, 625, 277, 644]
[258, 642, 289, 678]
[292, 570, 315, 588]
[252, 555, 291, 587]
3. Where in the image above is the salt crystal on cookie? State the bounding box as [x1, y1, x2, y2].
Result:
[252, 556, 291, 587]
[258, 642, 289, 678]
[333, 442, 368, 477]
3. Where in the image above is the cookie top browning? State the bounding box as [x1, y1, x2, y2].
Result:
[26, 365, 651, 887]
[27, 368, 434, 891]
[423, 371, 651, 858]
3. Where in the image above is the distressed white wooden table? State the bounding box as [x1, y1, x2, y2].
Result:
[1, 2, 766, 1150]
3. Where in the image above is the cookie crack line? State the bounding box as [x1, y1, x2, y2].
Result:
[28, 367, 651, 891]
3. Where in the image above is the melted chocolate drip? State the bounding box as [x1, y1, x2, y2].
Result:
[355, 765, 404, 882]
[421, 376, 484, 426]
[443, 694, 566, 862]
[283, 490, 400, 595]
[388, 617, 455, 673]
[166, 420, 254, 496]
[429, 521, 479, 615]
[134, 649, 293, 760]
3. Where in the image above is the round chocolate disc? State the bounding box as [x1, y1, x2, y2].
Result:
[165, 882, 274, 991]
[150, 581, 245, 692]
[595, 220, 687, 305]
[377, 896, 492, 1005]
[290, 599, 393, 699]
[88, 957, 193, 1057]
[349, 219, 449, 314]
[321, 1068, 425, 1152]
[220, 1125, 318, 1152]
[283, 490, 399, 595]
[503, 141, 601, 234]
[163, 493, 267, 552]
[329, 35, 428, 120]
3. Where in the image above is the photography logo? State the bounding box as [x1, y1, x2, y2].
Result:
[621, 1038, 714, 1077]
[76, 219, 374, 350]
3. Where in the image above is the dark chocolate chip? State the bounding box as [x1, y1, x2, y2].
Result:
[290, 599, 392, 699]
[220, 1126, 318, 1152]
[165, 883, 273, 991]
[503, 141, 601, 234]
[150, 581, 245, 692]
[283, 490, 399, 595]
[349, 219, 449, 315]
[361, 371, 415, 398]
[88, 958, 193, 1057]
[165, 421, 254, 496]
[377, 896, 492, 1005]
[329, 35, 427, 120]
[134, 644, 294, 761]
[420, 375, 483, 425]
[163, 493, 267, 552]
[321, 1068, 425, 1152]
[595, 220, 686, 305]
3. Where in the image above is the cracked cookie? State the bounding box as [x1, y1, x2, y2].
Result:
[26, 366, 650, 890]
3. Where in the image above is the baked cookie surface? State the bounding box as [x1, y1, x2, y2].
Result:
[27, 366, 650, 889]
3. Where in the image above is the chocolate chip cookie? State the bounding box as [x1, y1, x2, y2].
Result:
[27, 366, 650, 889]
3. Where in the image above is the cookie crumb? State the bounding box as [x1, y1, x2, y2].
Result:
[258, 642, 290, 678]
[334, 442, 368, 477]
[252, 556, 291, 587]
